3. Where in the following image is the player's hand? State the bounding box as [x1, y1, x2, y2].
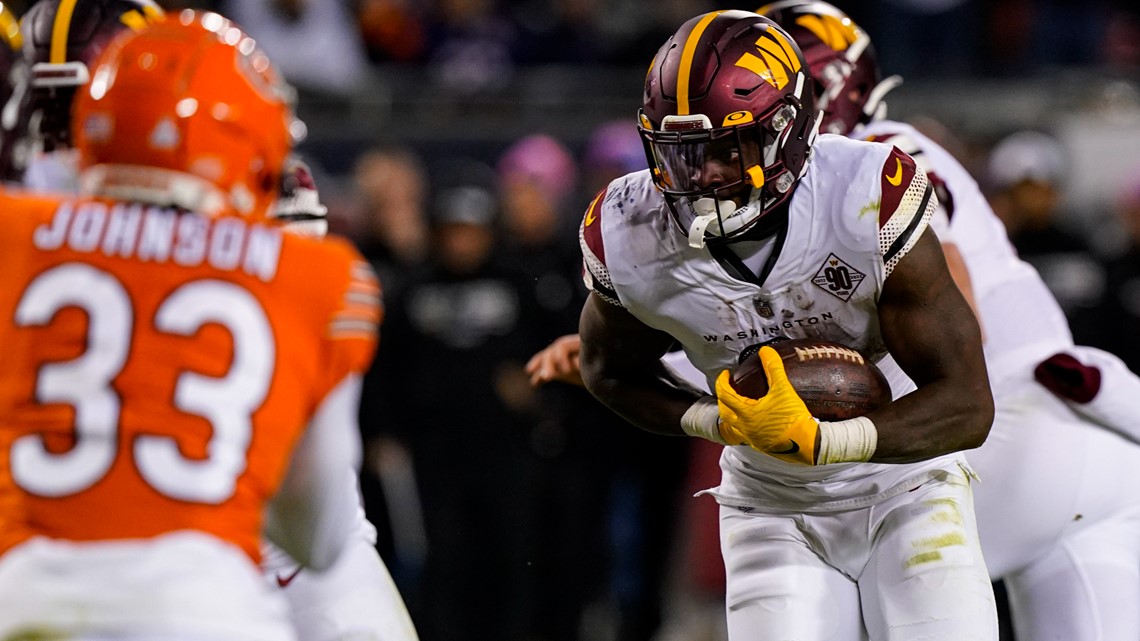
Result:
[525, 334, 584, 387]
[714, 346, 819, 465]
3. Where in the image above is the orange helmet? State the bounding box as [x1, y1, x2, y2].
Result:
[72, 10, 295, 219]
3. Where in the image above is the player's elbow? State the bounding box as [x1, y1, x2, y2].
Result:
[959, 385, 995, 450]
[581, 365, 617, 407]
[578, 350, 610, 401]
[301, 528, 350, 572]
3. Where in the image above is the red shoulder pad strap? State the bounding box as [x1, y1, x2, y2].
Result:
[581, 188, 606, 267]
[879, 146, 918, 228]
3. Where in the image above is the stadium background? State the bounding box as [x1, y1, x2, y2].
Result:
[11, 0, 1140, 640]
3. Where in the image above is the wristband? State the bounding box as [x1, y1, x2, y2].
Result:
[680, 396, 729, 445]
[817, 417, 878, 464]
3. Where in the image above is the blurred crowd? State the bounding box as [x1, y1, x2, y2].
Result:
[1, 0, 1133, 95]
[342, 128, 698, 641]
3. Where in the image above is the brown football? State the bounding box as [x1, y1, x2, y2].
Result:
[730, 338, 892, 421]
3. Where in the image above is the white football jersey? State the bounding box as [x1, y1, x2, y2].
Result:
[581, 134, 970, 511]
[856, 120, 1074, 383]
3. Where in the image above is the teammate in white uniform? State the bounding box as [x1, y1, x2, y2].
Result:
[755, 3, 1140, 639]
[4, 2, 419, 640]
[574, 10, 997, 640]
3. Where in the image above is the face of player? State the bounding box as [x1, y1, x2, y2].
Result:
[653, 132, 752, 207]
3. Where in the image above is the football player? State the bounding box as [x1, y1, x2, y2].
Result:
[0, 4, 419, 641]
[756, 2, 1140, 639]
[572, 10, 997, 640]
[0, 11, 375, 640]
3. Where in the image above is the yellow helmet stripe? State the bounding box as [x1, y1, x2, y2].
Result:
[50, 0, 80, 64]
[676, 11, 724, 115]
[0, 5, 21, 50]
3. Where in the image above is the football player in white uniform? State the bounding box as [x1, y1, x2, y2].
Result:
[755, 2, 1140, 639]
[574, 10, 997, 640]
[4, 2, 418, 640]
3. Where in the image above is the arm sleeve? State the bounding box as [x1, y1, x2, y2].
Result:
[264, 373, 365, 571]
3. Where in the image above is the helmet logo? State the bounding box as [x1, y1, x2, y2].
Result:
[734, 28, 801, 90]
[795, 14, 859, 52]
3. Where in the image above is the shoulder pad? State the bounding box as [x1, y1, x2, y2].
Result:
[879, 146, 935, 276]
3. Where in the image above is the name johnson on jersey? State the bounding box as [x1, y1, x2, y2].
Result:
[32, 201, 283, 282]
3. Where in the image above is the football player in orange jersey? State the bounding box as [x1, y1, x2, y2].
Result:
[0, 11, 383, 641]
[2, 2, 421, 640]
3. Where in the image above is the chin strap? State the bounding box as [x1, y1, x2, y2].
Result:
[688, 197, 739, 249]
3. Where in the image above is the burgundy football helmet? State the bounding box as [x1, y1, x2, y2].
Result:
[273, 156, 329, 238]
[640, 10, 819, 248]
[18, 0, 162, 154]
[757, 1, 900, 136]
[0, 3, 24, 181]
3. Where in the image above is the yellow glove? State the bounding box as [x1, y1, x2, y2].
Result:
[714, 346, 820, 465]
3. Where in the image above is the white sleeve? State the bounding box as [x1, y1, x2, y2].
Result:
[264, 374, 364, 571]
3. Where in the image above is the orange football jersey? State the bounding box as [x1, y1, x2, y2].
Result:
[0, 188, 380, 563]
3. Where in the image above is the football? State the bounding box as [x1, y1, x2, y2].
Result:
[730, 338, 892, 421]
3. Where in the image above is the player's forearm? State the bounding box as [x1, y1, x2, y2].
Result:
[266, 375, 364, 570]
[864, 376, 994, 464]
[581, 363, 702, 437]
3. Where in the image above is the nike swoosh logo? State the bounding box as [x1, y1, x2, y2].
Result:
[584, 192, 603, 227]
[771, 440, 800, 455]
[886, 158, 903, 186]
[276, 567, 303, 588]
